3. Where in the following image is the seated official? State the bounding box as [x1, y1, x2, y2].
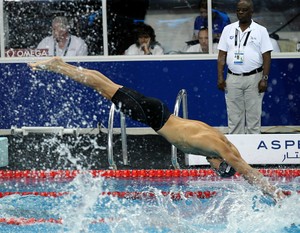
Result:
[186, 27, 218, 53]
[270, 37, 281, 53]
[37, 16, 88, 56]
[125, 23, 164, 55]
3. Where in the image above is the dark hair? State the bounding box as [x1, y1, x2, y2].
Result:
[133, 22, 157, 47]
[198, 0, 208, 9]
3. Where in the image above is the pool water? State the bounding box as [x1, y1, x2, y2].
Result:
[0, 172, 299, 233]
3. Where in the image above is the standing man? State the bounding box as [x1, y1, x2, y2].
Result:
[217, 0, 273, 134]
[37, 16, 88, 57]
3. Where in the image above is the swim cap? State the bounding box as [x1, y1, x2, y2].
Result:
[216, 161, 236, 178]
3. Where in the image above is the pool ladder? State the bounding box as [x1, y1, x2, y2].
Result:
[107, 104, 128, 170]
[171, 89, 188, 169]
[107, 89, 188, 170]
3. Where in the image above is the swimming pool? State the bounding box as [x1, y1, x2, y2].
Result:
[0, 169, 299, 233]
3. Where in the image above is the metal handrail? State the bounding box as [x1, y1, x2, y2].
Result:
[171, 89, 188, 169]
[10, 127, 78, 136]
[107, 103, 128, 170]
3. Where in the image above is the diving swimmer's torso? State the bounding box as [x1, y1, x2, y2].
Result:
[158, 115, 225, 158]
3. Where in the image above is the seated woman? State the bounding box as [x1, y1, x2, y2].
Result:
[125, 22, 164, 55]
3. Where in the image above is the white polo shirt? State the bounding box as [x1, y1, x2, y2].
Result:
[186, 43, 219, 53]
[218, 20, 273, 73]
[125, 44, 164, 55]
[37, 35, 88, 56]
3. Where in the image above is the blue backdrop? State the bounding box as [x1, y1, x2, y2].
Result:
[0, 58, 299, 129]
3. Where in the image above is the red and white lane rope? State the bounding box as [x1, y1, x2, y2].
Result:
[0, 217, 117, 225]
[0, 190, 298, 200]
[0, 190, 217, 200]
[0, 217, 63, 225]
[0, 168, 299, 179]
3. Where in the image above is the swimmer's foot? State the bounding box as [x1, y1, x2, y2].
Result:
[28, 57, 63, 72]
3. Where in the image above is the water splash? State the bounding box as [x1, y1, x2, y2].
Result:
[0, 175, 299, 232]
[57, 172, 105, 233]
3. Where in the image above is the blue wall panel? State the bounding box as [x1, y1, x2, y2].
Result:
[0, 58, 299, 129]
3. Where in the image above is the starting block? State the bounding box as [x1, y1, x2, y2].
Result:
[0, 137, 8, 167]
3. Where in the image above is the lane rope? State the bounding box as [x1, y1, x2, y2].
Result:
[0, 168, 299, 179]
[0, 217, 115, 225]
[0, 190, 298, 200]
[0, 190, 217, 200]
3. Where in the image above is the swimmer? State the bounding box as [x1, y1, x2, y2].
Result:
[28, 57, 287, 202]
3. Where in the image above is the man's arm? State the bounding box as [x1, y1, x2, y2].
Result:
[217, 50, 227, 91]
[258, 51, 271, 93]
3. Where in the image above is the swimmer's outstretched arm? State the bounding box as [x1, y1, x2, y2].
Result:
[207, 139, 287, 202]
[29, 57, 121, 100]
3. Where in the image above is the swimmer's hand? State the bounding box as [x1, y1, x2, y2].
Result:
[28, 57, 63, 72]
[28, 62, 46, 71]
[273, 189, 289, 204]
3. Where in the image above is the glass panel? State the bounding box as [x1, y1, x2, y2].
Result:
[2, 0, 299, 57]
[214, 0, 300, 53]
[106, 0, 299, 55]
[257, 0, 300, 53]
[106, 0, 150, 55]
[145, 0, 200, 55]
[106, 0, 226, 55]
[4, 0, 103, 57]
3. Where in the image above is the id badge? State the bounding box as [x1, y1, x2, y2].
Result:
[234, 51, 244, 64]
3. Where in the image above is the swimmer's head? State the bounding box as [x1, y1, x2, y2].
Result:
[216, 161, 236, 178]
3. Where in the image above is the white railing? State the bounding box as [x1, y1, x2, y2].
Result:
[107, 103, 128, 170]
[171, 89, 188, 169]
[10, 126, 78, 136]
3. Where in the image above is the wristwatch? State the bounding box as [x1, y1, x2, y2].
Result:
[262, 75, 268, 81]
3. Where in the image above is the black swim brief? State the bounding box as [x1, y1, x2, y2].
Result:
[111, 87, 172, 131]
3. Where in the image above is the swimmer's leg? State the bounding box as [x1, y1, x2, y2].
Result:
[29, 58, 171, 131]
[28, 57, 122, 100]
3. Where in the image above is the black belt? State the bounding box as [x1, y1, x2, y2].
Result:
[228, 66, 263, 76]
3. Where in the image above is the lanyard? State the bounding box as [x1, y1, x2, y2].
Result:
[54, 37, 71, 56]
[234, 29, 251, 48]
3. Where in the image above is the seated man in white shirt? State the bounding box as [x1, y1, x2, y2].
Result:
[37, 16, 88, 57]
[270, 37, 281, 53]
[125, 23, 164, 55]
[186, 27, 218, 53]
